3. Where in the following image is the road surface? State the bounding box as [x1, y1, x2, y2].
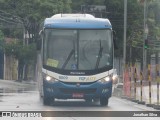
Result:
[0, 80, 159, 120]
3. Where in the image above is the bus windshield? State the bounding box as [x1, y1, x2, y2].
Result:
[43, 29, 113, 71]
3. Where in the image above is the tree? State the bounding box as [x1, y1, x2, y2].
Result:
[0, 30, 4, 51]
[3, 39, 36, 80]
[0, 0, 72, 80]
[71, 0, 145, 64]
[147, 0, 160, 39]
[0, 0, 72, 43]
[147, 0, 160, 65]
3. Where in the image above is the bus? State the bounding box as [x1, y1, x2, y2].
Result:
[37, 14, 117, 106]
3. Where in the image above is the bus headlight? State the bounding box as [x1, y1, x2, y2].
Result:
[46, 76, 52, 81]
[99, 76, 111, 84]
[44, 75, 58, 83]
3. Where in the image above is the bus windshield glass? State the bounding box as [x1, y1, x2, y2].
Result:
[43, 29, 113, 71]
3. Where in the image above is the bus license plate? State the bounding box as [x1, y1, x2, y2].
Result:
[72, 93, 84, 98]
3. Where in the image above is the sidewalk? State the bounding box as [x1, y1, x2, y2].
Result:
[0, 79, 38, 95]
[0, 79, 37, 86]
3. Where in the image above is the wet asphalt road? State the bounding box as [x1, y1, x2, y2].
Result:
[0, 80, 159, 120]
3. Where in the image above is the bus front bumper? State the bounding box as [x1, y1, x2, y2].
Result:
[43, 80, 112, 99]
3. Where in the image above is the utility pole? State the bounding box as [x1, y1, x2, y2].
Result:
[123, 0, 127, 81]
[143, 0, 148, 77]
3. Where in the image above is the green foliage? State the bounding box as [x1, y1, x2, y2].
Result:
[0, 30, 4, 38]
[0, 0, 72, 43]
[4, 40, 36, 62]
[0, 0, 72, 79]
[72, 0, 144, 62]
[0, 30, 4, 51]
[72, 0, 160, 63]
[0, 0, 159, 66]
[148, 0, 160, 39]
[3, 39, 37, 80]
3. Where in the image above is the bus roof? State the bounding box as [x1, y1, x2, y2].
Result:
[44, 14, 112, 29]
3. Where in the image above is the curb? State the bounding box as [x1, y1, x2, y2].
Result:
[137, 101, 145, 105]
[146, 104, 154, 107]
[153, 105, 160, 110]
[121, 95, 160, 110]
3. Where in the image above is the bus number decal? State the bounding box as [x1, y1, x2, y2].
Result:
[59, 76, 68, 80]
[86, 77, 96, 81]
[79, 77, 96, 81]
[79, 77, 86, 81]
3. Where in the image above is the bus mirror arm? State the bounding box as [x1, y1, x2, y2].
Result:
[113, 31, 118, 50]
[37, 30, 43, 51]
[39, 30, 43, 35]
[36, 30, 43, 51]
[36, 37, 42, 51]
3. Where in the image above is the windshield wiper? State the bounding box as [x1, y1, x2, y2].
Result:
[62, 49, 74, 69]
[95, 40, 103, 69]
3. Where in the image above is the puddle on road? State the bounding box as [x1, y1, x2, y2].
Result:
[0, 87, 37, 97]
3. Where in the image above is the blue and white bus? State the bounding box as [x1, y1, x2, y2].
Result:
[37, 14, 116, 106]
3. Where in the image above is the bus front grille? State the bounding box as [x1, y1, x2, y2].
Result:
[60, 81, 97, 85]
[60, 88, 97, 94]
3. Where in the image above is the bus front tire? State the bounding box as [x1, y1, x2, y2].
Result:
[85, 98, 92, 103]
[93, 98, 99, 103]
[43, 97, 54, 105]
[100, 97, 108, 106]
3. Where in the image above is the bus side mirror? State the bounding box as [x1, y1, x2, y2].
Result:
[113, 31, 118, 49]
[39, 30, 43, 36]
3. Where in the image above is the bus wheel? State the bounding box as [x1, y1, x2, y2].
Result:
[100, 97, 108, 106]
[93, 98, 99, 103]
[43, 97, 54, 105]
